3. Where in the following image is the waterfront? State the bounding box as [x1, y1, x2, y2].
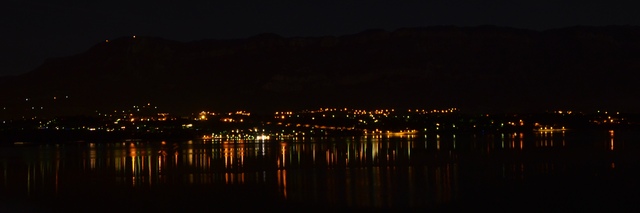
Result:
[1, 130, 640, 212]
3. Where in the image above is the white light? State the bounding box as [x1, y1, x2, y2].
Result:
[256, 135, 270, 140]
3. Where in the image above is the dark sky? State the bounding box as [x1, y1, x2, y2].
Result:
[2, 0, 640, 76]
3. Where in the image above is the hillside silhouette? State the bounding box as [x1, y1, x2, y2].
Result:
[1, 25, 640, 118]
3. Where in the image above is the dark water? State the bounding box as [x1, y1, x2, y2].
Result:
[2, 130, 640, 212]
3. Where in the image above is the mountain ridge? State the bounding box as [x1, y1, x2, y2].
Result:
[2, 25, 640, 118]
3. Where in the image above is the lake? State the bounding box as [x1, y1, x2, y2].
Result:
[2, 130, 640, 212]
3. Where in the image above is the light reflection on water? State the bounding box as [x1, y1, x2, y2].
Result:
[0, 130, 636, 210]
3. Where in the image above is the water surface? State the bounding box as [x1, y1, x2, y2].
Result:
[1, 130, 640, 212]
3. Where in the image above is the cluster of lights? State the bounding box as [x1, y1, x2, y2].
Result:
[409, 108, 458, 114]
[5, 104, 639, 140]
[304, 108, 347, 113]
[221, 118, 244, 122]
[351, 109, 394, 115]
[553, 110, 574, 114]
[505, 120, 525, 126]
[363, 129, 417, 135]
[207, 133, 271, 141]
[235, 111, 250, 116]
[275, 112, 293, 115]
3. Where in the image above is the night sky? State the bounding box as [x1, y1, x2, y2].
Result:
[2, 0, 640, 76]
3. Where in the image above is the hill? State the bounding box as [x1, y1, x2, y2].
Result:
[2, 25, 640, 118]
